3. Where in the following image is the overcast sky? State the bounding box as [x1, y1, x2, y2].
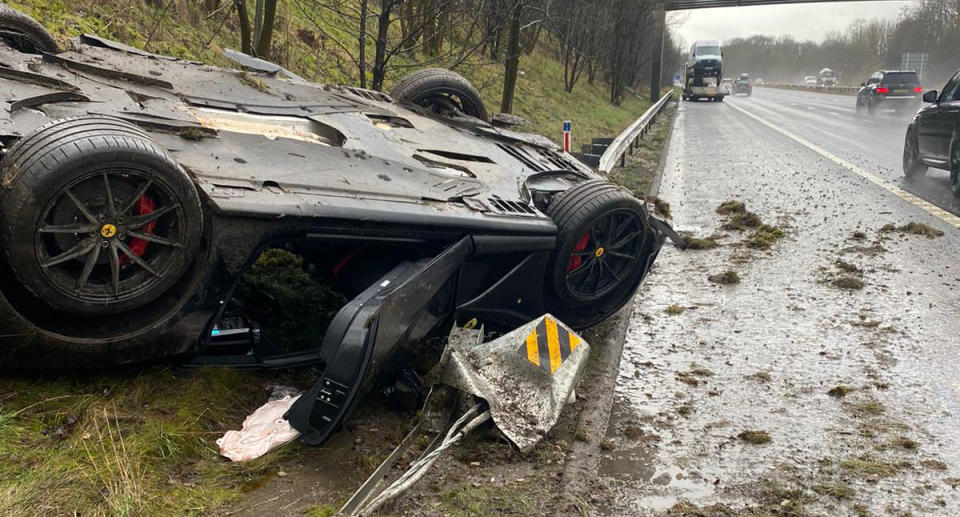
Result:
[672, 1, 915, 47]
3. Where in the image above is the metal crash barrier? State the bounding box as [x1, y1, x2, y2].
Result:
[598, 90, 674, 172]
[341, 314, 590, 516]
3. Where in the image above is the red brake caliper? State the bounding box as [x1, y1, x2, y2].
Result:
[567, 230, 592, 272]
[120, 195, 156, 265]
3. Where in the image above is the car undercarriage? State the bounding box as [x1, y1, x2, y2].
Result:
[0, 4, 671, 445]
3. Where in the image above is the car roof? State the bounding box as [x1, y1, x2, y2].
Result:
[879, 70, 917, 75]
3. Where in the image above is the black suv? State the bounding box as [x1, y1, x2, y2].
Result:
[903, 70, 960, 194]
[857, 70, 923, 115]
[732, 75, 752, 96]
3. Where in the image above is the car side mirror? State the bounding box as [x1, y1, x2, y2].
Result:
[923, 90, 938, 103]
[860, 82, 866, 87]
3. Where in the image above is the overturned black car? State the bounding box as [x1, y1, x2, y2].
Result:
[0, 6, 668, 444]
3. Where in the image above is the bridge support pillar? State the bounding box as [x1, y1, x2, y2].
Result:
[650, 3, 665, 102]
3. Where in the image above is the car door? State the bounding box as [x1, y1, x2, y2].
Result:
[934, 72, 960, 161]
[918, 72, 960, 162]
[285, 237, 472, 445]
[859, 74, 878, 104]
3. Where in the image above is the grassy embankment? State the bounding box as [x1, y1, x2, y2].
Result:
[1, 1, 655, 515]
[11, 0, 649, 146]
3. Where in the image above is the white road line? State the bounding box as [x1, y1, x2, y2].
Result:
[726, 102, 960, 229]
[807, 106, 816, 110]
[829, 111, 840, 116]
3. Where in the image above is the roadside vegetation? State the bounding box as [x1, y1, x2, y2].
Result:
[0, 368, 313, 515]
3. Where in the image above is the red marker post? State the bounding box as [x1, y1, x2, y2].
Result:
[562, 120, 571, 153]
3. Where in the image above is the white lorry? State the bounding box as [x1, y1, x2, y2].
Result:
[683, 40, 725, 102]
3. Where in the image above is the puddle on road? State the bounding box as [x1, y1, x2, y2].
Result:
[599, 403, 716, 513]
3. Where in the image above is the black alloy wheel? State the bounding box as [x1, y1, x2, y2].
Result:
[0, 117, 203, 316]
[563, 208, 646, 302]
[35, 169, 187, 306]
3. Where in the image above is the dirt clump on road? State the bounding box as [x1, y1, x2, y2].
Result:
[682, 234, 720, 250]
[737, 430, 771, 444]
[744, 371, 772, 383]
[665, 304, 686, 315]
[834, 259, 863, 275]
[744, 225, 785, 249]
[716, 200, 746, 214]
[648, 196, 673, 219]
[827, 385, 856, 398]
[722, 211, 763, 231]
[880, 221, 944, 238]
[713, 201, 786, 250]
[832, 276, 865, 290]
[708, 270, 741, 285]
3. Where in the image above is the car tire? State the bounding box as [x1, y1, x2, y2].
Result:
[867, 98, 877, 115]
[0, 117, 203, 315]
[544, 180, 659, 329]
[0, 4, 59, 54]
[390, 68, 489, 121]
[902, 131, 927, 179]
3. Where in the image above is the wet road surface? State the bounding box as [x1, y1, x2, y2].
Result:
[728, 87, 960, 219]
[600, 91, 960, 516]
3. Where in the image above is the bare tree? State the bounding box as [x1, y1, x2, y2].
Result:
[294, 0, 491, 90]
[234, 0, 278, 58]
[551, 0, 601, 93]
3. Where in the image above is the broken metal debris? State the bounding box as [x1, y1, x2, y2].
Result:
[342, 315, 590, 515]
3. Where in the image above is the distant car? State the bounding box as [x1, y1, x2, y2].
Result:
[818, 68, 837, 87]
[856, 70, 923, 115]
[732, 77, 752, 96]
[720, 78, 734, 94]
[804, 76, 818, 87]
[903, 70, 960, 195]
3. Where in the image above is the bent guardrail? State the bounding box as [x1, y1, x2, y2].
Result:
[598, 90, 674, 172]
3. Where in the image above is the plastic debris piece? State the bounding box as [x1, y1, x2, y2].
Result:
[217, 394, 302, 462]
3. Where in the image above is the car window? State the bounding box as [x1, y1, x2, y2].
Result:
[696, 46, 721, 56]
[881, 72, 919, 84]
[941, 72, 960, 102]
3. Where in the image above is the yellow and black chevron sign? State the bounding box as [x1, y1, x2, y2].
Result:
[519, 316, 582, 375]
